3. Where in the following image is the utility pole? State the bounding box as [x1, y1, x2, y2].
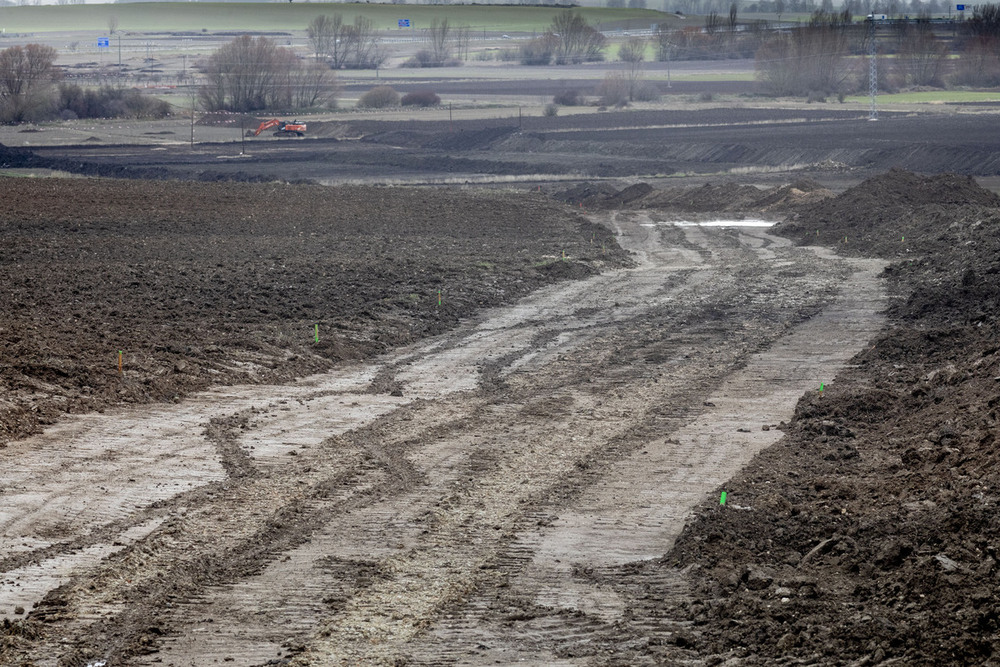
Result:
[868, 17, 878, 121]
[666, 34, 672, 89]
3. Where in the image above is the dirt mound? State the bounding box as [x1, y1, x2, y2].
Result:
[0, 144, 44, 169]
[423, 126, 519, 151]
[361, 125, 518, 152]
[752, 179, 833, 210]
[550, 182, 620, 207]
[656, 170, 1000, 665]
[777, 168, 1000, 256]
[0, 178, 629, 445]
[554, 179, 833, 214]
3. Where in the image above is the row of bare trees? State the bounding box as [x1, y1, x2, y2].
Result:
[198, 35, 336, 112]
[752, 6, 1000, 96]
[0, 44, 58, 122]
[520, 11, 606, 65]
[307, 14, 386, 69]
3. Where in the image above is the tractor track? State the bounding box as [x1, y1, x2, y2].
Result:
[0, 213, 885, 666]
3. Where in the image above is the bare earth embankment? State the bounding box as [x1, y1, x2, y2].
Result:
[646, 170, 1000, 665]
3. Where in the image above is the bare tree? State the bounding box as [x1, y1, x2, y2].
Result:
[307, 15, 338, 61]
[454, 25, 472, 61]
[0, 43, 59, 122]
[107, 15, 118, 35]
[291, 61, 339, 108]
[755, 14, 858, 96]
[308, 13, 380, 70]
[618, 36, 647, 100]
[199, 35, 337, 112]
[428, 18, 451, 65]
[551, 10, 606, 64]
[342, 16, 385, 69]
[705, 11, 723, 36]
[596, 71, 628, 106]
[655, 23, 674, 61]
[895, 20, 948, 86]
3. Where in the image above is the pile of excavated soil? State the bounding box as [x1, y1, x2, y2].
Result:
[0, 178, 629, 445]
[552, 179, 833, 215]
[646, 170, 1000, 665]
[776, 168, 1000, 257]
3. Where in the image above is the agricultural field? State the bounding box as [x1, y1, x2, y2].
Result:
[3, 3, 1000, 666]
[0, 2, 666, 34]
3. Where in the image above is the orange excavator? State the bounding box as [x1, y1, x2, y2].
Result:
[247, 119, 307, 138]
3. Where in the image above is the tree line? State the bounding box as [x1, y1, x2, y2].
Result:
[753, 5, 1000, 95]
[0, 44, 170, 123]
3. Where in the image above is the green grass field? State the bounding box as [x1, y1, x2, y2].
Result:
[0, 3, 663, 34]
[844, 91, 1000, 103]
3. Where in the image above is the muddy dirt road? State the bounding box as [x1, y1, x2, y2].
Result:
[1, 214, 885, 665]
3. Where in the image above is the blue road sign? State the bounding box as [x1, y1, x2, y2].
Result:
[957, 4, 965, 9]
[398, 19, 410, 27]
[98, 37, 110, 47]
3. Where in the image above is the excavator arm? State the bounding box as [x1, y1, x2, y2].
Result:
[247, 119, 306, 138]
[252, 119, 281, 137]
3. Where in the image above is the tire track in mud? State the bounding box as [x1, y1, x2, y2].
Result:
[1, 213, 884, 666]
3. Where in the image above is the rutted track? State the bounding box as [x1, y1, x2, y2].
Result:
[0, 214, 885, 665]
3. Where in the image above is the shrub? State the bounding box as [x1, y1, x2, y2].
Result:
[699, 91, 715, 102]
[553, 89, 582, 106]
[596, 73, 628, 107]
[632, 82, 661, 102]
[402, 50, 438, 68]
[544, 103, 559, 117]
[357, 85, 400, 109]
[520, 35, 557, 65]
[401, 90, 441, 107]
[57, 83, 171, 120]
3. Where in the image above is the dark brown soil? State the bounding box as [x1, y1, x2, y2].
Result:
[0, 178, 629, 445]
[11, 107, 1000, 184]
[636, 169, 1000, 666]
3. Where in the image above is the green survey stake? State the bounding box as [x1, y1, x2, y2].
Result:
[314, 324, 318, 343]
[720, 491, 727, 505]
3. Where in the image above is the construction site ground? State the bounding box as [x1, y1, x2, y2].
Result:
[2, 106, 1000, 666]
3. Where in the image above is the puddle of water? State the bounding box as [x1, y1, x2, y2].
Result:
[640, 220, 776, 228]
[675, 219, 776, 227]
